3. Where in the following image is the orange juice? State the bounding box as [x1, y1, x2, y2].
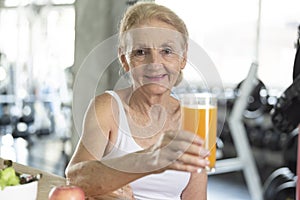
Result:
[181, 105, 217, 171]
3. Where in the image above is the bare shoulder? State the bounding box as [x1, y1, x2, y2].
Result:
[93, 92, 119, 113]
[94, 92, 114, 109]
[69, 93, 118, 163]
[92, 92, 119, 120]
[83, 93, 118, 132]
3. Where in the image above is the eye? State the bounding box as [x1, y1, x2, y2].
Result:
[161, 47, 173, 55]
[133, 48, 148, 57]
[135, 49, 145, 56]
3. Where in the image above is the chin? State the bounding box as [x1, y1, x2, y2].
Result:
[142, 84, 171, 95]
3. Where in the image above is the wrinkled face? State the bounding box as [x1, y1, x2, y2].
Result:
[120, 19, 187, 95]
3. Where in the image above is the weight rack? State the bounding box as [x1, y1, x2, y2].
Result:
[209, 63, 264, 200]
[297, 124, 300, 200]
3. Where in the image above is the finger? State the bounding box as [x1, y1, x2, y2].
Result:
[177, 154, 210, 168]
[165, 130, 204, 145]
[169, 161, 204, 173]
[166, 139, 209, 158]
[151, 143, 209, 172]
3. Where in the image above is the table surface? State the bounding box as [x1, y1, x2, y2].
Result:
[0, 158, 127, 200]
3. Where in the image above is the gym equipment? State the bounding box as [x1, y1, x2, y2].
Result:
[0, 114, 11, 126]
[283, 131, 298, 174]
[275, 177, 297, 200]
[270, 25, 300, 200]
[293, 25, 300, 80]
[226, 62, 263, 200]
[247, 125, 265, 148]
[12, 121, 29, 139]
[263, 167, 295, 200]
[12, 104, 34, 139]
[219, 120, 233, 144]
[0, 114, 12, 135]
[243, 122, 287, 151]
[234, 79, 270, 119]
[271, 74, 300, 134]
[263, 128, 287, 151]
[35, 128, 51, 136]
[297, 126, 300, 200]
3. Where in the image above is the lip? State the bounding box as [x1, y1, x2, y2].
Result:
[144, 74, 168, 81]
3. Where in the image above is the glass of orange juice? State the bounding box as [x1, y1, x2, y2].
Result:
[179, 93, 217, 172]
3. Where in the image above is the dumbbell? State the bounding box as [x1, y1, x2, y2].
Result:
[12, 116, 34, 139]
[0, 114, 12, 135]
[271, 73, 300, 134]
[283, 131, 298, 174]
[274, 177, 296, 200]
[246, 124, 265, 148]
[234, 79, 269, 119]
[219, 120, 233, 144]
[262, 128, 288, 151]
[263, 167, 295, 200]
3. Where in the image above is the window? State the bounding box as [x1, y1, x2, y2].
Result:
[156, 0, 300, 90]
[0, 1, 75, 99]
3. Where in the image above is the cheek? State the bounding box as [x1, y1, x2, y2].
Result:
[167, 62, 182, 74]
[168, 64, 182, 82]
[130, 66, 144, 80]
[127, 59, 142, 70]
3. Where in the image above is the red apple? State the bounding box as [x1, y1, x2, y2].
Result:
[48, 185, 85, 200]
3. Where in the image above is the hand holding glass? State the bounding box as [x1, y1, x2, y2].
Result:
[180, 93, 217, 172]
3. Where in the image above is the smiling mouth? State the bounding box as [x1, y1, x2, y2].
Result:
[144, 74, 168, 81]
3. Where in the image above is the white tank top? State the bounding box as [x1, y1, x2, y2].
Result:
[102, 91, 191, 200]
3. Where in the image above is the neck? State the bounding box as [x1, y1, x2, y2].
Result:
[127, 87, 172, 114]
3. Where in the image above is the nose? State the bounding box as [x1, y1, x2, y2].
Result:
[147, 49, 163, 64]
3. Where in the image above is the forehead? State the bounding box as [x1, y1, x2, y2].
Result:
[123, 23, 185, 49]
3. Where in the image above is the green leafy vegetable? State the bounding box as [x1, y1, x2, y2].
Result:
[0, 167, 20, 190]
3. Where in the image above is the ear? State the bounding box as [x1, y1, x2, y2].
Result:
[118, 48, 130, 72]
[180, 50, 187, 70]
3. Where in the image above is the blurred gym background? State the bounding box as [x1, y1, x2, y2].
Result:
[0, 0, 299, 199]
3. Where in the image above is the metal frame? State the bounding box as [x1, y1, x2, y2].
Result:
[209, 63, 263, 200]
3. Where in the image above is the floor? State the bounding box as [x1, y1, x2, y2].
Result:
[208, 172, 251, 200]
[0, 133, 264, 200]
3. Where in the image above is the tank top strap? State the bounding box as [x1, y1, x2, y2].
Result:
[103, 90, 142, 160]
[105, 90, 131, 140]
[105, 90, 124, 111]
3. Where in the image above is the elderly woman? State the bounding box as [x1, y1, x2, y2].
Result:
[66, 2, 209, 200]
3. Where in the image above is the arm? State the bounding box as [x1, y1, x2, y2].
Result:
[66, 94, 210, 197]
[181, 171, 208, 200]
[66, 154, 151, 196]
[67, 134, 209, 197]
[66, 94, 150, 196]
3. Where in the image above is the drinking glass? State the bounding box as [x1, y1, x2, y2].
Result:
[179, 93, 217, 172]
